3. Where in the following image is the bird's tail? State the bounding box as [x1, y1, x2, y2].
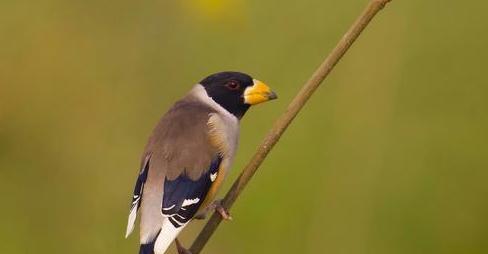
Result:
[139, 241, 155, 254]
[139, 218, 186, 254]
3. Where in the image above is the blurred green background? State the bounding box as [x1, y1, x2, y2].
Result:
[1, 0, 488, 253]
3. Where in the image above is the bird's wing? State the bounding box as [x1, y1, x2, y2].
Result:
[125, 100, 223, 241]
[125, 154, 150, 238]
[161, 155, 222, 226]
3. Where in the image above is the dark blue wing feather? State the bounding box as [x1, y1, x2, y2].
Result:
[162, 156, 222, 227]
[129, 158, 150, 211]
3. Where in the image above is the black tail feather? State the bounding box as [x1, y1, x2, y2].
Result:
[139, 229, 161, 254]
[139, 242, 155, 254]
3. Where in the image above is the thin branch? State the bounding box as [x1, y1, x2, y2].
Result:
[190, 0, 393, 252]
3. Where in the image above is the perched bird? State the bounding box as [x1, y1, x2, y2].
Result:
[125, 72, 277, 254]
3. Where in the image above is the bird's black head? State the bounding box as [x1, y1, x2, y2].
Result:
[200, 71, 277, 119]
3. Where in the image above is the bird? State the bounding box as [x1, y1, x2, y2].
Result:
[125, 71, 277, 254]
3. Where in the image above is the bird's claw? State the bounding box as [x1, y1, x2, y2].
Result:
[175, 238, 192, 254]
[193, 199, 232, 221]
[214, 200, 232, 220]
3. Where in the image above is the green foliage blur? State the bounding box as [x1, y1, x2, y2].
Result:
[1, 0, 487, 253]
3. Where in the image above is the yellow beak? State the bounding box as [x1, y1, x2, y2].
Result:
[243, 79, 277, 105]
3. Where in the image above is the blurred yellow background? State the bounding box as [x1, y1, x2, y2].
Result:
[1, 0, 487, 253]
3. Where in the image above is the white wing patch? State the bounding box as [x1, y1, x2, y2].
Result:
[210, 172, 217, 182]
[125, 194, 142, 238]
[125, 205, 138, 238]
[182, 198, 200, 207]
[162, 204, 176, 211]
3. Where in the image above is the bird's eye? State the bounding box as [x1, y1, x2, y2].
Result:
[225, 80, 240, 90]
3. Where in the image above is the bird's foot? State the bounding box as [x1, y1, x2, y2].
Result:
[193, 199, 232, 221]
[175, 238, 192, 254]
[214, 200, 232, 220]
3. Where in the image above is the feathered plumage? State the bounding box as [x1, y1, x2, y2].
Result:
[125, 72, 277, 254]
